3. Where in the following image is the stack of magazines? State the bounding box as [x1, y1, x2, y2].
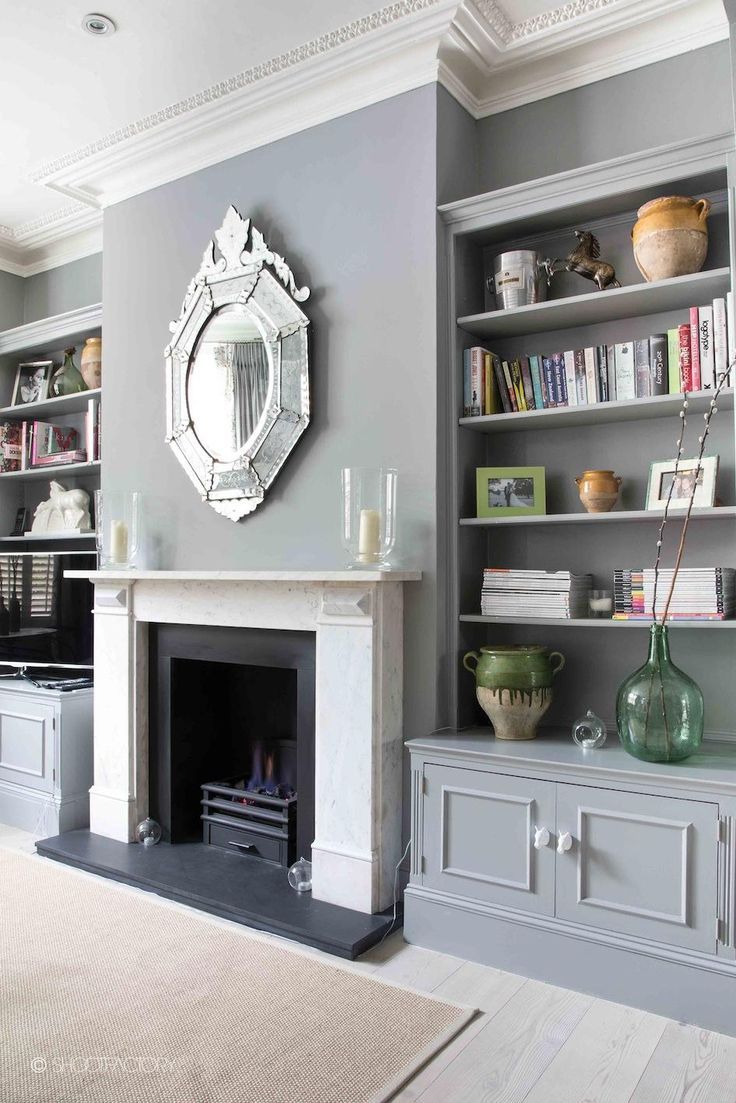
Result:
[481, 569, 593, 619]
[613, 567, 736, 620]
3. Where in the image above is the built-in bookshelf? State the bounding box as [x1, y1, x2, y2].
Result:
[0, 304, 102, 545]
[439, 133, 736, 739]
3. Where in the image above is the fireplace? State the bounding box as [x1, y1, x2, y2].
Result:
[149, 624, 315, 865]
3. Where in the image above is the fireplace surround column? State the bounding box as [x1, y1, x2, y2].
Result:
[74, 570, 420, 915]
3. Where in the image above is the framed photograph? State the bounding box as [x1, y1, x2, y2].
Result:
[476, 466, 546, 517]
[11, 361, 53, 406]
[646, 455, 719, 511]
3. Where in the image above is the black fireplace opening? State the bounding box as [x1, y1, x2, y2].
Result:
[149, 624, 315, 863]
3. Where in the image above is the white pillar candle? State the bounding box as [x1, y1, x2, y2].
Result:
[110, 519, 129, 564]
[358, 508, 381, 560]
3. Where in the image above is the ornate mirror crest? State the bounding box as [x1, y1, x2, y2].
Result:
[165, 206, 310, 521]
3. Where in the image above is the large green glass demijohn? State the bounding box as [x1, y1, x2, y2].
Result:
[50, 347, 86, 397]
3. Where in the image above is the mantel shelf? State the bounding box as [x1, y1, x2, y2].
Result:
[460, 388, 733, 433]
[457, 268, 731, 339]
[460, 614, 736, 628]
[460, 506, 736, 527]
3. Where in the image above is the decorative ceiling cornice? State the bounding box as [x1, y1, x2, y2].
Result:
[0, 202, 91, 242]
[510, 0, 620, 40]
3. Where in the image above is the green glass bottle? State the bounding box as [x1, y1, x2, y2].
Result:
[50, 347, 86, 397]
[616, 624, 703, 763]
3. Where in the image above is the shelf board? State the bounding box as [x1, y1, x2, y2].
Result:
[0, 304, 102, 357]
[0, 461, 101, 482]
[0, 388, 101, 421]
[460, 506, 736, 527]
[460, 614, 736, 628]
[457, 268, 731, 339]
[0, 532, 97, 542]
[460, 387, 733, 433]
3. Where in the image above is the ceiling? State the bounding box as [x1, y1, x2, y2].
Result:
[0, 0, 728, 276]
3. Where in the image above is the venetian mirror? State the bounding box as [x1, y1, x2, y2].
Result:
[165, 206, 310, 520]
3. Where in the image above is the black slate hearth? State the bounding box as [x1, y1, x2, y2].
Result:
[36, 830, 399, 959]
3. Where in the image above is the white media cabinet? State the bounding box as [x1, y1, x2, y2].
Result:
[0, 680, 93, 835]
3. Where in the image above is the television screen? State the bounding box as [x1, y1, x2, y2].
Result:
[0, 552, 95, 669]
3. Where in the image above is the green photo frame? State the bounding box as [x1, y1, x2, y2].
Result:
[476, 466, 546, 517]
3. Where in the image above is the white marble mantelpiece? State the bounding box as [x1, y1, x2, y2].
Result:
[73, 569, 420, 915]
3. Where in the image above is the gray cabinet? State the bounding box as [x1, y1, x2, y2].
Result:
[0, 681, 93, 835]
[406, 732, 736, 1035]
[423, 763, 555, 914]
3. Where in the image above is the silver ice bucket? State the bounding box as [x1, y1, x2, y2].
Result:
[487, 250, 550, 310]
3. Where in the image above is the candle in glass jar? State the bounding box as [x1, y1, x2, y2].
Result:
[110, 519, 129, 564]
[358, 509, 381, 559]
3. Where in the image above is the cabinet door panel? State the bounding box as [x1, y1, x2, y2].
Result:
[423, 764, 555, 915]
[556, 783, 717, 953]
[0, 695, 55, 794]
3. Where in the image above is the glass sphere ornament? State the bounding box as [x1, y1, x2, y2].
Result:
[572, 709, 607, 750]
[288, 857, 313, 893]
[136, 817, 162, 847]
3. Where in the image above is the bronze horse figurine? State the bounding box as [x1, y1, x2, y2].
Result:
[548, 230, 620, 291]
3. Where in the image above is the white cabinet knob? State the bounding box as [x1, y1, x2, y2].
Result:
[533, 826, 550, 850]
[557, 831, 573, 854]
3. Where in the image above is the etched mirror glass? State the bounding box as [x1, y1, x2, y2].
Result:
[188, 307, 272, 462]
[165, 206, 310, 521]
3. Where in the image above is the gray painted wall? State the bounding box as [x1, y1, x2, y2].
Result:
[0, 271, 24, 330]
[103, 85, 441, 746]
[475, 41, 733, 191]
[22, 254, 102, 323]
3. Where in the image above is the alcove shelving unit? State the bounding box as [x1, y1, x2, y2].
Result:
[438, 133, 736, 739]
[0, 303, 102, 548]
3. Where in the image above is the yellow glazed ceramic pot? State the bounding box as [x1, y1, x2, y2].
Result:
[631, 196, 710, 282]
[576, 469, 622, 513]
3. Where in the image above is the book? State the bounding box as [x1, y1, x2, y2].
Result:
[727, 291, 735, 385]
[614, 342, 635, 400]
[541, 356, 557, 407]
[698, 304, 714, 389]
[584, 347, 599, 403]
[519, 357, 536, 410]
[596, 345, 608, 402]
[483, 352, 492, 415]
[469, 347, 483, 415]
[463, 349, 472, 416]
[32, 449, 87, 468]
[633, 338, 651, 398]
[86, 397, 99, 461]
[30, 422, 80, 467]
[0, 422, 22, 473]
[510, 359, 527, 410]
[502, 361, 518, 412]
[528, 355, 545, 409]
[481, 569, 593, 619]
[667, 329, 680, 394]
[689, 307, 702, 390]
[573, 349, 587, 404]
[713, 297, 728, 386]
[491, 353, 512, 414]
[563, 351, 578, 407]
[678, 323, 693, 391]
[551, 352, 568, 406]
[606, 343, 616, 401]
[649, 334, 668, 396]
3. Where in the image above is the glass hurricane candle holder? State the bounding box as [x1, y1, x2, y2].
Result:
[341, 467, 397, 570]
[95, 490, 140, 570]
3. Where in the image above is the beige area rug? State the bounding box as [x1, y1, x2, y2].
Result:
[0, 850, 474, 1103]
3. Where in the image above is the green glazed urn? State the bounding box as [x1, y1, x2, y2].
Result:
[463, 644, 565, 740]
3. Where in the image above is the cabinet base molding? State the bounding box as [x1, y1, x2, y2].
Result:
[405, 885, 736, 1036]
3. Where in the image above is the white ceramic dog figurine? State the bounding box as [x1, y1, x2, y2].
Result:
[31, 481, 92, 533]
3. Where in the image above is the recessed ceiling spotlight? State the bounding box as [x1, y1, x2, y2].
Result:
[82, 13, 116, 35]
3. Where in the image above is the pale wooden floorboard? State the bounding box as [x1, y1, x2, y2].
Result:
[523, 998, 668, 1103]
[630, 1021, 736, 1103]
[364, 938, 465, 994]
[414, 978, 593, 1103]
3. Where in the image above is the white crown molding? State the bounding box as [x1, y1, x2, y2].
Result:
[0, 204, 102, 277]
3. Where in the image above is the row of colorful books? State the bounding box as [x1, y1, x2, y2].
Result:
[462, 294, 734, 417]
[480, 569, 592, 619]
[613, 568, 735, 620]
[0, 397, 100, 474]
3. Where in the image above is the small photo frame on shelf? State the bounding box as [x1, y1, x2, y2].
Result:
[476, 466, 546, 517]
[10, 507, 28, 537]
[12, 361, 53, 406]
[645, 455, 719, 511]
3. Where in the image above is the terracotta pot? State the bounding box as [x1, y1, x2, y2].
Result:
[463, 645, 564, 741]
[80, 337, 102, 390]
[631, 196, 710, 282]
[576, 469, 622, 513]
